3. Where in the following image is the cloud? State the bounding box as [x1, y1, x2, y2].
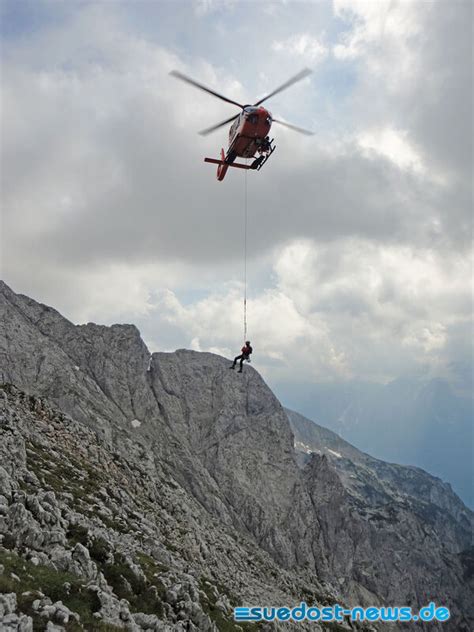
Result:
[332, 0, 422, 92]
[1, 0, 471, 394]
[333, 1, 421, 54]
[143, 238, 472, 389]
[194, 0, 236, 17]
[356, 127, 425, 174]
[333, 0, 473, 181]
[272, 33, 328, 63]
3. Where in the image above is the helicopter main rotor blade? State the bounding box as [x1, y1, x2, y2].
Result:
[272, 118, 315, 135]
[170, 70, 245, 110]
[253, 68, 312, 106]
[199, 113, 240, 136]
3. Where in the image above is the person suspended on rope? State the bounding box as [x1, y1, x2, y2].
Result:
[229, 341, 253, 373]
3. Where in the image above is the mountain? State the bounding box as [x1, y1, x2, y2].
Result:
[287, 409, 472, 549]
[276, 378, 473, 507]
[0, 280, 473, 631]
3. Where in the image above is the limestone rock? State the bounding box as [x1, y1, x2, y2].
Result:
[0, 280, 472, 632]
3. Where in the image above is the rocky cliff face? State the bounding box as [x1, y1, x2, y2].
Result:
[287, 409, 473, 542]
[281, 377, 473, 508]
[0, 383, 337, 632]
[288, 409, 473, 617]
[0, 280, 472, 631]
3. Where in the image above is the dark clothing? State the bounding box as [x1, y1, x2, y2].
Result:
[233, 354, 247, 370]
[232, 345, 253, 370]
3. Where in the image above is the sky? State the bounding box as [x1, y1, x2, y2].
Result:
[1, 1, 472, 403]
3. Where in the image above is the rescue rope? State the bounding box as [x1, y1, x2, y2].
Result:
[243, 164, 248, 343]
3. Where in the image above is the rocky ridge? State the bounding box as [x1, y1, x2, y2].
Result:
[0, 280, 473, 631]
[287, 408, 472, 544]
[0, 383, 345, 631]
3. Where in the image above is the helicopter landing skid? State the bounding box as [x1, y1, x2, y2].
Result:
[250, 143, 276, 171]
[204, 140, 276, 180]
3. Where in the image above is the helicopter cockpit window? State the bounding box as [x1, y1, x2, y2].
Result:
[249, 114, 258, 124]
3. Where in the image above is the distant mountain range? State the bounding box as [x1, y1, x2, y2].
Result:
[287, 408, 472, 529]
[277, 377, 473, 508]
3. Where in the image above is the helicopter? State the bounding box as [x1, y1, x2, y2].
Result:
[170, 68, 314, 181]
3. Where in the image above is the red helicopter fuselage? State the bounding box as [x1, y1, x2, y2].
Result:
[229, 106, 272, 157]
[205, 106, 275, 180]
[170, 67, 313, 181]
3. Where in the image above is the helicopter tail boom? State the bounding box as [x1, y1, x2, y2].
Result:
[205, 147, 255, 181]
[204, 157, 253, 169]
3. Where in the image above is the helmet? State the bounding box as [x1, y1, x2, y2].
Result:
[245, 340, 251, 345]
